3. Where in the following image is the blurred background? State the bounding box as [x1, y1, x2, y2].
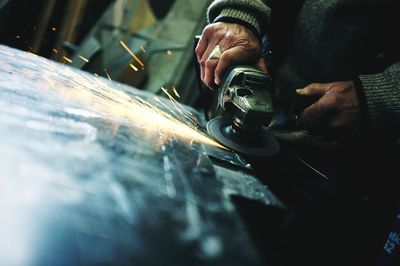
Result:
[0, 0, 212, 108]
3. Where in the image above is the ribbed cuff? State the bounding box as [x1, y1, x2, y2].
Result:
[212, 8, 262, 37]
[359, 69, 400, 130]
[353, 77, 368, 129]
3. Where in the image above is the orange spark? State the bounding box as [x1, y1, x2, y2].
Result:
[16, 35, 20, 39]
[129, 64, 138, 72]
[172, 86, 180, 98]
[140, 46, 146, 53]
[51, 27, 57, 32]
[119, 40, 144, 69]
[62, 56, 72, 63]
[160, 87, 200, 126]
[52, 48, 58, 53]
[78, 55, 89, 63]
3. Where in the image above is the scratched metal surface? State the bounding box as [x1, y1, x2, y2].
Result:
[0, 45, 283, 266]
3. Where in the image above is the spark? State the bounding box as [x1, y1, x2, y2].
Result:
[94, 73, 99, 77]
[160, 87, 175, 100]
[63, 56, 72, 63]
[34, 62, 225, 149]
[104, 69, 111, 81]
[172, 86, 180, 98]
[52, 48, 58, 53]
[119, 40, 144, 69]
[160, 87, 200, 126]
[78, 55, 89, 63]
[140, 46, 146, 53]
[167, 50, 172, 56]
[154, 96, 183, 121]
[293, 154, 329, 180]
[16, 35, 20, 39]
[135, 96, 171, 119]
[129, 63, 138, 72]
[51, 27, 56, 32]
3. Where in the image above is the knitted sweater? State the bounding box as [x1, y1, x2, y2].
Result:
[207, 0, 400, 140]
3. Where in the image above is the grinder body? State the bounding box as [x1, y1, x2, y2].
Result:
[207, 66, 279, 156]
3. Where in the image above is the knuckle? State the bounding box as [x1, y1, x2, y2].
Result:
[205, 59, 216, 69]
[195, 45, 201, 54]
[223, 32, 235, 43]
[219, 51, 233, 64]
[203, 24, 214, 34]
[215, 31, 225, 40]
[325, 95, 340, 110]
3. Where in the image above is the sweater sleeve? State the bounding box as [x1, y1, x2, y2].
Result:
[359, 63, 400, 135]
[207, 0, 272, 36]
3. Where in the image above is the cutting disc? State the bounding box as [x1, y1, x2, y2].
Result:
[207, 117, 280, 157]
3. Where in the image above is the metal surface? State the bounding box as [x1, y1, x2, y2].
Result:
[207, 117, 280, 157]
[0, 45, 284, 265]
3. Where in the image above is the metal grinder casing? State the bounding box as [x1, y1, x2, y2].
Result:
[207, 66, 280, 156]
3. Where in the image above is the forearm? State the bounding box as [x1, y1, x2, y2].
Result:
[359, 63, 400, 135]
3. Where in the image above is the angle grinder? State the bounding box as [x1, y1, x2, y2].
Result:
[207, 66, 280, 156]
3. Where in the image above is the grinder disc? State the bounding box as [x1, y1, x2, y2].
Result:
[207, 117, 279, 157]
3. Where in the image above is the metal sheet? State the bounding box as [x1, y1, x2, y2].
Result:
[0, 45, 283, 266]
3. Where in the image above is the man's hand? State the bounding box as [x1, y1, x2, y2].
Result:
[195, 22, 267, 88]
[297, 81, 361, 135]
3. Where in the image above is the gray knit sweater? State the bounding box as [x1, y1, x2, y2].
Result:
[207, 0, 400, 140]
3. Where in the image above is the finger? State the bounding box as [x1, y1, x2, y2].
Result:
[201, 42, 222, 82]
[214, 46, 256, 85]
[297, 83, 330, 96]
[196, 24, 215, 62]
[200, 45, 214, 81]
[199, 26, 224, 67]
[195, 34, 207, 63]
[198, 25, 221, 81]
[298, 100, 329, 128]
[256, 57, 268, 74]
[204, 58, 219, 88]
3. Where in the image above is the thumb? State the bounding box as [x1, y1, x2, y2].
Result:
[296, 83, 331, 96]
